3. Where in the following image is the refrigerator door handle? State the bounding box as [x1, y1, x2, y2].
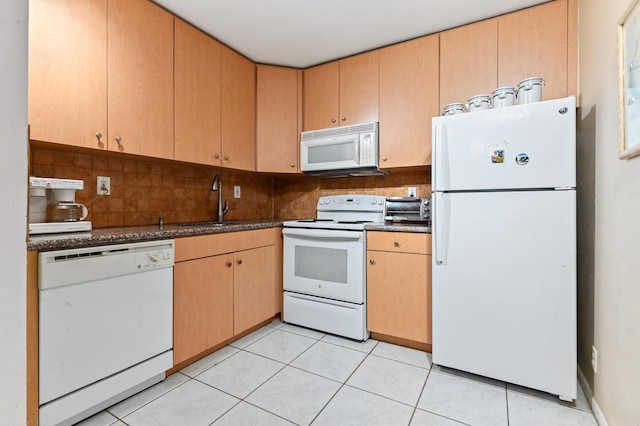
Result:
[433, 122, 443, 190]
[434, 191, 445, 265]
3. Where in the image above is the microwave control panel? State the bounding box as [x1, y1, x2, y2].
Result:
[359, 133, 376, 167]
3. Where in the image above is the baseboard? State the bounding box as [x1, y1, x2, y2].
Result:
[577, 366, 609, 426]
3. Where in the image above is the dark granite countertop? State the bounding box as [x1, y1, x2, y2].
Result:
[28, 219, 431, 251]
[365, 222, 431, 233]
[28, 219, 284, 251]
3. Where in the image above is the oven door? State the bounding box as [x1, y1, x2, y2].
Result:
[283, 227, 365, 304]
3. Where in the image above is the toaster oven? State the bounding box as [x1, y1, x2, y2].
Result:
[383, 197, 431, 223]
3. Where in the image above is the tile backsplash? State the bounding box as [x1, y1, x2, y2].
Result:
[30, 144, 430, 228]
[273, 171, 431, 220]
[30, 145, 274, 228]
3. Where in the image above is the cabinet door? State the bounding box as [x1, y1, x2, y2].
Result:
[221, 47, 256, 171]
[174, 19, 221, 166]
[256, 65, 299, 173]
[303, 61, 340, 131]
[28, 0, 107, 149]
[234, 245, 276, 334]
[498, 0, 568, 101]
[367, 250, 431, 344]
[107, 0, 174, 159]
[440, 19, 498, 111]
[173, 254, 234, 366]
[340, 50, 379, 126]
[380, 35, 439, 168]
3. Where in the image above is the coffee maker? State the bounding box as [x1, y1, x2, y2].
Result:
[29, 177, 92, 234]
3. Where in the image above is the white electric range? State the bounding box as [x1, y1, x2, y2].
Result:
[282, 194, 386, 341]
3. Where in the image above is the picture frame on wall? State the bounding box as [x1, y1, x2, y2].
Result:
[618, 0, 640, 159]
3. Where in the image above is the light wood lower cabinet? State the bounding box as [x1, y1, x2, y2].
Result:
[173, 253, 234, 365]
[367, 232, 432, 345]
[233, 245, 276, 334]
[173, 228, 281, 366]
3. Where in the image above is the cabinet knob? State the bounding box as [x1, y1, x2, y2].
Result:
[215, 154, 220, 159]
[226, 261, 232, 267]
[331, 118, 336, 123]
[290, 162, 295, 168]
[115, 135, 122, 144]
[237, 259, 242, 265]
[95, 132, 103, 140]
[224, 155, 230, 161]
[394, 241, 400, 247]
[382, 156, 388, 162]
[369, 258, 375, 265]
[341, 116, 346, 121]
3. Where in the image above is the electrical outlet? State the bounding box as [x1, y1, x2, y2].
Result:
[408, 187, 417, 197]
[591, 345, 598, 373]
[97, 176, 110, 195]
[234, 185, 241, 198]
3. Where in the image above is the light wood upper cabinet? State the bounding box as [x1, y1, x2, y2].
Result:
[174, 19, 222, 166]
[339, 50, 379, 126]
[498, 0, 569, 101]
[107, 0, 174, 160]
[221, 47, 256, 171]
[233, 245, 277, 334]
[439, 19, 498, 111]
[380, 35, 439, 168]
[256, 66, 300, 173]
[303, 51, 379, 131]
[303, 61, 340, 131]
[173, 253, 234, 366]
[28, 0, 108, 149]
[367, 232, 432, 345]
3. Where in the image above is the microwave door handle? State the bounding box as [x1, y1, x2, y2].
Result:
[354, 136, 360, 164]
[283, 228, 363, 241]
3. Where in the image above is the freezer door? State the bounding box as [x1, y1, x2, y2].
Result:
[432, 96, 576, 191]
[432, 190, 576, 399]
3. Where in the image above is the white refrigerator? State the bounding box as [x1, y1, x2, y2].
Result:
[431, 96, 577, 401]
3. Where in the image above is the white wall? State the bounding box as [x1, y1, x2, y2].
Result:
[578, 0, 640, 424]
[0, 0, 28, 424]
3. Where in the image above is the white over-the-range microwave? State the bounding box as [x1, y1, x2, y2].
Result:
[300, 122, 386, 177]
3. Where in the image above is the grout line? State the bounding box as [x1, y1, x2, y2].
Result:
[409, 363, 432, 424]
[505, 382, 510, 426]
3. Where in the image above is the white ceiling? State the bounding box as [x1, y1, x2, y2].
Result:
[153, 0, 550, 69]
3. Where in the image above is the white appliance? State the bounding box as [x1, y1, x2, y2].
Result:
[431, 96, 577, 401]
[38, 240, 174, 426]
[29, 177, 92, 234]
[300, 122, 386, 177]
[283, 194, 386, 340]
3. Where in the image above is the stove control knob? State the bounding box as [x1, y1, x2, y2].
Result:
[371, 199, 376, 204]
[378, 199, 384, 205]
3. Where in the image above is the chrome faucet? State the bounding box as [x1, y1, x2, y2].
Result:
[211, 174, 229, 222]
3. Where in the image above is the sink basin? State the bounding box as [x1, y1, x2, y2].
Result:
[175, 221, 228, 227]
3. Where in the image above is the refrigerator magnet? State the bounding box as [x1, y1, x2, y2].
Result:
[491, 149, 505, 163]
[515, 153, 530, 165]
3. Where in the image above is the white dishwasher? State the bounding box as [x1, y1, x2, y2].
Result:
[38, 240, 174, 426]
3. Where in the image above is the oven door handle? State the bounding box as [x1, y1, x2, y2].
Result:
[282, 228, 363, 242]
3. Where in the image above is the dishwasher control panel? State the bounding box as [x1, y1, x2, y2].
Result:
[137, 248, 173, 270]
[40, 240, 175, 290]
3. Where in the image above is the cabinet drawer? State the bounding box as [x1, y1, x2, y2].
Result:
[367, 231, 431, 254]
[175, 227, 279, 262]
